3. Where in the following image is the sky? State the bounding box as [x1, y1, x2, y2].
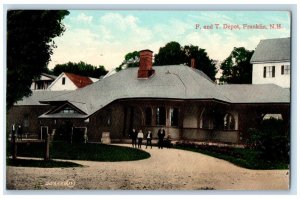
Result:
[49, 10, 291, 72]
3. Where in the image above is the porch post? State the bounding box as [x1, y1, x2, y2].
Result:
[178, 105, 184, 140]
[44, 133, 50, 161]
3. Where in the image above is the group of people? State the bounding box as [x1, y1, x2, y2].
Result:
[129, 128, 171, 149]
[11, 123, 23, 140]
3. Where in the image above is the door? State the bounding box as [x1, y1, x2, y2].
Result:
[72, 127, 86, 143]
[40, 126, 48, 140]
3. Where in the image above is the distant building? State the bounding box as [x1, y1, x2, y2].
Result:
[30, 73, 57, 90]
[251, 37, 290, 88]
[48, 72, 98, 91]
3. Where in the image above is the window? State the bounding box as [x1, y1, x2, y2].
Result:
[107, 117, 111, 126]
[263, 66, 275, 78]
[156, 107, 166, 126]
[106, 109, 112, 127]
[40, 126, 48, 140]
[145, 107, 152, 126]
[224, 113, 235, 130]
[97, 110, 111, 127]
[281, 65, 290, 75]
[170, 108, 179, 126]
[62, 77, 66, 85]
[36, 81, 45, 90]
[58, 106, 78, 114]
[201, 111, 214, 129]
[23, 114, 29, 127]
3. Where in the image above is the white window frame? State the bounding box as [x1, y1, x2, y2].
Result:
[281, 65, 290, 75]
[264, 66, 275, 78]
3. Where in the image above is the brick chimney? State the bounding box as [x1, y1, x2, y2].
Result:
[191, 58, 196, 69]
[138, 49, 155, 78]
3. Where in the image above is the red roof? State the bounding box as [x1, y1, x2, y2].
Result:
[64, 73, 93, 88]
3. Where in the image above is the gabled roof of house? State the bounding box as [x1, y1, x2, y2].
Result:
[38, 101, 88, 119]
[48, 72, 95, 90]
[33, 73, 57, 81]
[39, 65, 290, 118]
[250, 37, 290, 63]
[41, 73, 57, 80]
[64, 72, 94, 88]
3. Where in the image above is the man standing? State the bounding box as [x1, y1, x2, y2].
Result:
[17, 124, 23, 141]
[157, 128, 165, 149]
[146, 130, 153, 149]
[137, 130, 144, 149]
[11, 124, 16, 139]
[130, 128, 137, 148]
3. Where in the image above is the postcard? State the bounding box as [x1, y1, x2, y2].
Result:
[6, 9, 291, 191]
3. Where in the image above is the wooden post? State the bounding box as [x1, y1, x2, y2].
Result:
[44, 133, 50, 161]
[11, 125, 17, 160]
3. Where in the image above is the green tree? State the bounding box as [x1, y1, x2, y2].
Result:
[116, 51, 139, 72]
[154, 41, 186, 65]
[220, 47, 254, 84]
[117, 42, 217, 80]
[124, 51, 139, 68]
[7, 10, 69, 109]
[52, 61, 108, 78]
[183, 45, 217, 81]
[153, 42, 217, 80]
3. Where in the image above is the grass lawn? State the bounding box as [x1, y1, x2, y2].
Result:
[175, 145, 289, 170]
[11, 142, 150, 162]
[7, 158, 82, 168]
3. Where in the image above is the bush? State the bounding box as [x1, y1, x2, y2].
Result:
[247, 118, 289, 163]
[175, 142, 287, 169]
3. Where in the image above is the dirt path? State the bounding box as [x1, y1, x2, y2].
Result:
[6, 144, 289, 190]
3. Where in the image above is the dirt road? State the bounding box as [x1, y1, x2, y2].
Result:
[6, 144, 289, 190]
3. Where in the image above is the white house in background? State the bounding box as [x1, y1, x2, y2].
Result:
[250, 37, 290, 88]
[30, 73, 57, 90]
[48, 72, 98, 91]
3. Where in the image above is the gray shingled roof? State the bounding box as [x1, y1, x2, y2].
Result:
[15, 90, 73, 106]
[250, 37, 290, 63]
[38, 112, 88, 119]
[40, 65, 228, 116]
[219, 84, 290, 103]
[37, 65, 289, 118]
